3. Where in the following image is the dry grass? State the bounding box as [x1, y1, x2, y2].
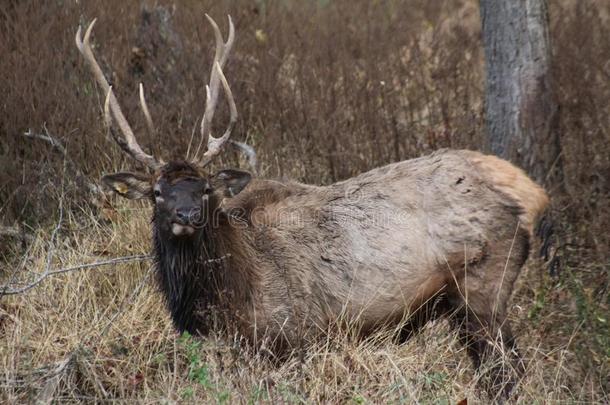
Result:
[0, 204, 605, 403]
[1, 0, 609, 403]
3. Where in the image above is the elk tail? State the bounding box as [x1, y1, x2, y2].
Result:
[535, 210, 561, 277]
[466, 152, 560, 276]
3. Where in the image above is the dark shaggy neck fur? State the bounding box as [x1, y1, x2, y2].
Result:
[153, 218, 227, 335]
[152, 205, 259, 336]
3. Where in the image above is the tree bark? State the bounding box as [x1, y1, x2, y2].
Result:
[480, 0, 561, 184]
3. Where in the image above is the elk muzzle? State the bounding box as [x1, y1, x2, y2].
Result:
[171, 205, 203, 236]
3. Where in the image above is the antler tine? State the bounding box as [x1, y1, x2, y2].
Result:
[204, 15, 235, 72]
[75, 20, 160, 170]
[206, 14, 224, 74]
[219, 16, 235, 69]
[198, 15, 237, 166]
[199, 15, 224, 148]
[104, 87, 129, 152]
[200, 62, 238, 167]
[104, 87, 147, 163]
[204, 15, 235, 120]
[139, 83, 156, 136]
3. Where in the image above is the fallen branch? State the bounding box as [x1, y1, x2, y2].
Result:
[0, 254, 154, 296]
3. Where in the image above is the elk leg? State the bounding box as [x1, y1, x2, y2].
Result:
[395, 293, 451, 343]
[447, 229, 530, 399]
[448, 304, 524, 399]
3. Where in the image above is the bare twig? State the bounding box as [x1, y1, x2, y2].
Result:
[0, 254, 153, 296]
[23, 128, 67, 155]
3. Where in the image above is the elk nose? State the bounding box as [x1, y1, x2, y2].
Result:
[175, 207, 201, 224]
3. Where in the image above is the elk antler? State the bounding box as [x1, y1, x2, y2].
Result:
[139, 83, 156, 137]
[198, 15, 237, 167]
[75, 19, 161, 170]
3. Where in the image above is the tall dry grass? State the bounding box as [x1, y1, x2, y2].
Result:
[0, 205, 605, 402]
[1, 0, 608, 402]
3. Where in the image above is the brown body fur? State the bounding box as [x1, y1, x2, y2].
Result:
[209, 149, 548, 356]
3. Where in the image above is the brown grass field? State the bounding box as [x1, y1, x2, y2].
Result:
[1, 0, 608, 403]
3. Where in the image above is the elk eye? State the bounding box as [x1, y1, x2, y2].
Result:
[154, 190, 161, 197]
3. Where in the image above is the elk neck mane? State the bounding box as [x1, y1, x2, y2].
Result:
[151, 177, 297, 336]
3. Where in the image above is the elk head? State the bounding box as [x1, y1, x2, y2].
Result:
[76, 15, 251, 238]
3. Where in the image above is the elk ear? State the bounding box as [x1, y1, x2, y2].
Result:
[101, 172, 152, 200]
[211, 169, 252, 198]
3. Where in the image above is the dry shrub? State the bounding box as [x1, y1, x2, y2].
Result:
[1, 0, 608, 402]
[0, 0, 485, 222]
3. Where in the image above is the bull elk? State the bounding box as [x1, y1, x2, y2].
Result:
[76, 15, 551, 398]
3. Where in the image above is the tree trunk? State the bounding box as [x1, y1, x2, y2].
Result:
[480, 0, 561, 184]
